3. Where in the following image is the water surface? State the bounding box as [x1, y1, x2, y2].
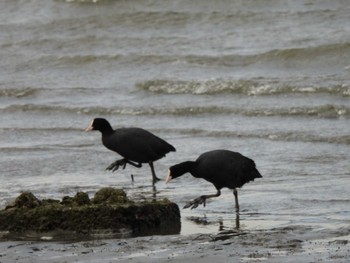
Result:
[0, 0, 349, 238]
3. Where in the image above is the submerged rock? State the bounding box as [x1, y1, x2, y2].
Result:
[0, 188, 181, 240]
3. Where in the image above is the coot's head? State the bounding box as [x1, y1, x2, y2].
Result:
[85, 118, 113, 133]
[165, 161, 194, 183]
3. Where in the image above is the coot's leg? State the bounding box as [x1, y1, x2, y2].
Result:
[233, 188, 239, 212]
[106, 159, 142, 172]
[184, 189, 221, 209]
[125, 160, 142, 168]
[149, 161, 161, 184]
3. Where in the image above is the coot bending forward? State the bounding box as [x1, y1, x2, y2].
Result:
[166, 150, 262, 211]
[86, 118, 176, 184]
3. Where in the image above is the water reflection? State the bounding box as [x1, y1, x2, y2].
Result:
[187, 211, 240, 232]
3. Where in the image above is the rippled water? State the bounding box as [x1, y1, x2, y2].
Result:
[0, 0, 349, 238]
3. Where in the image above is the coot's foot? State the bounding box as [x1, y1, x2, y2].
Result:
[106, 159, 127, 172]
[106, 159, 142, 172]
[183, 195, 207, 209]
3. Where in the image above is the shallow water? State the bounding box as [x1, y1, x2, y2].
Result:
[0, 0, 349, 239]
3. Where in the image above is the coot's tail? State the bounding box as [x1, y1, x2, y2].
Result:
[161, 138, 176, 153]
[153, 138, 176, 160]
[251, 167, 262, 179]
[245, 157, 262, 177]
[168, 143, 176, 152]
[240, 159, 262, 187]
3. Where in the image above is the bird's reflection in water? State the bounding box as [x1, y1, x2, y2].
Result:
[152, 184, 157, 201]
[126, 177, 159, 201]
[218, 212, 240, 231]
[187, 211, 241, 232]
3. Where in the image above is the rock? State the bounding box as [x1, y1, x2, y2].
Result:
[61, 192, 91, 206]
[73, 192, 91, 206]
[92, 187, 128, 205]
[5, 192, 42, 209]
[0, 188, 181, 240]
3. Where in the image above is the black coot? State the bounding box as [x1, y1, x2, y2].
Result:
[86, 118, 176, 184]
[166, 149, 262, 211]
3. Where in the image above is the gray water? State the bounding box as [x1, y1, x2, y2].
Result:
[0, 0, 349, 238]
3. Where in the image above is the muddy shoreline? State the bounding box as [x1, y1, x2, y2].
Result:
[0, 189, 349, 262]
[1, 225, 349, 263]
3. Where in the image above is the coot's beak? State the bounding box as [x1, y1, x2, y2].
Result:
[165, 170, 172, 184]
[85, 120, 94, 132]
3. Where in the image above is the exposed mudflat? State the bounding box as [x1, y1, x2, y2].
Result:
[0, 225, 349, 263]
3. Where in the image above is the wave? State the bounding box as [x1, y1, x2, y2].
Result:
[161, 128, 350, 145]
[136, 42, 344, 68]
[3, 80, 348, 102]
[2, 79, 349, 100]
[0, 127, 82, 132]
[247, 42, 350, 65]
[0, 87, 108, 98]
[135, 42, 350, 68]
[26, 43, 350, 69]
[2, 103, 349, 119]
[12, 32, 350, 71]
[0, 143, 94, 153]
[24, 53, 182, 68]
[1, 127, 348, 146]
[0, 88, 39, 98]
[137, 79, 350, 97]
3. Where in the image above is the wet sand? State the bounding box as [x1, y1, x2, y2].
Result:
[1, 225, 349, 263]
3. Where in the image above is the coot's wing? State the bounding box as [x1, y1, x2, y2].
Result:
[105, 128, 175, 163]
[195, 150, 260, 189]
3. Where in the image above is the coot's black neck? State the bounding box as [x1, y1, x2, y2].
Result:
[170, 161, 196, 179]
[98, 123, 114, 136]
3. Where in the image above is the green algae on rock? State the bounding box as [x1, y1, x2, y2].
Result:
[0, 188, 180, 240]
[92, 187, 129, 205]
